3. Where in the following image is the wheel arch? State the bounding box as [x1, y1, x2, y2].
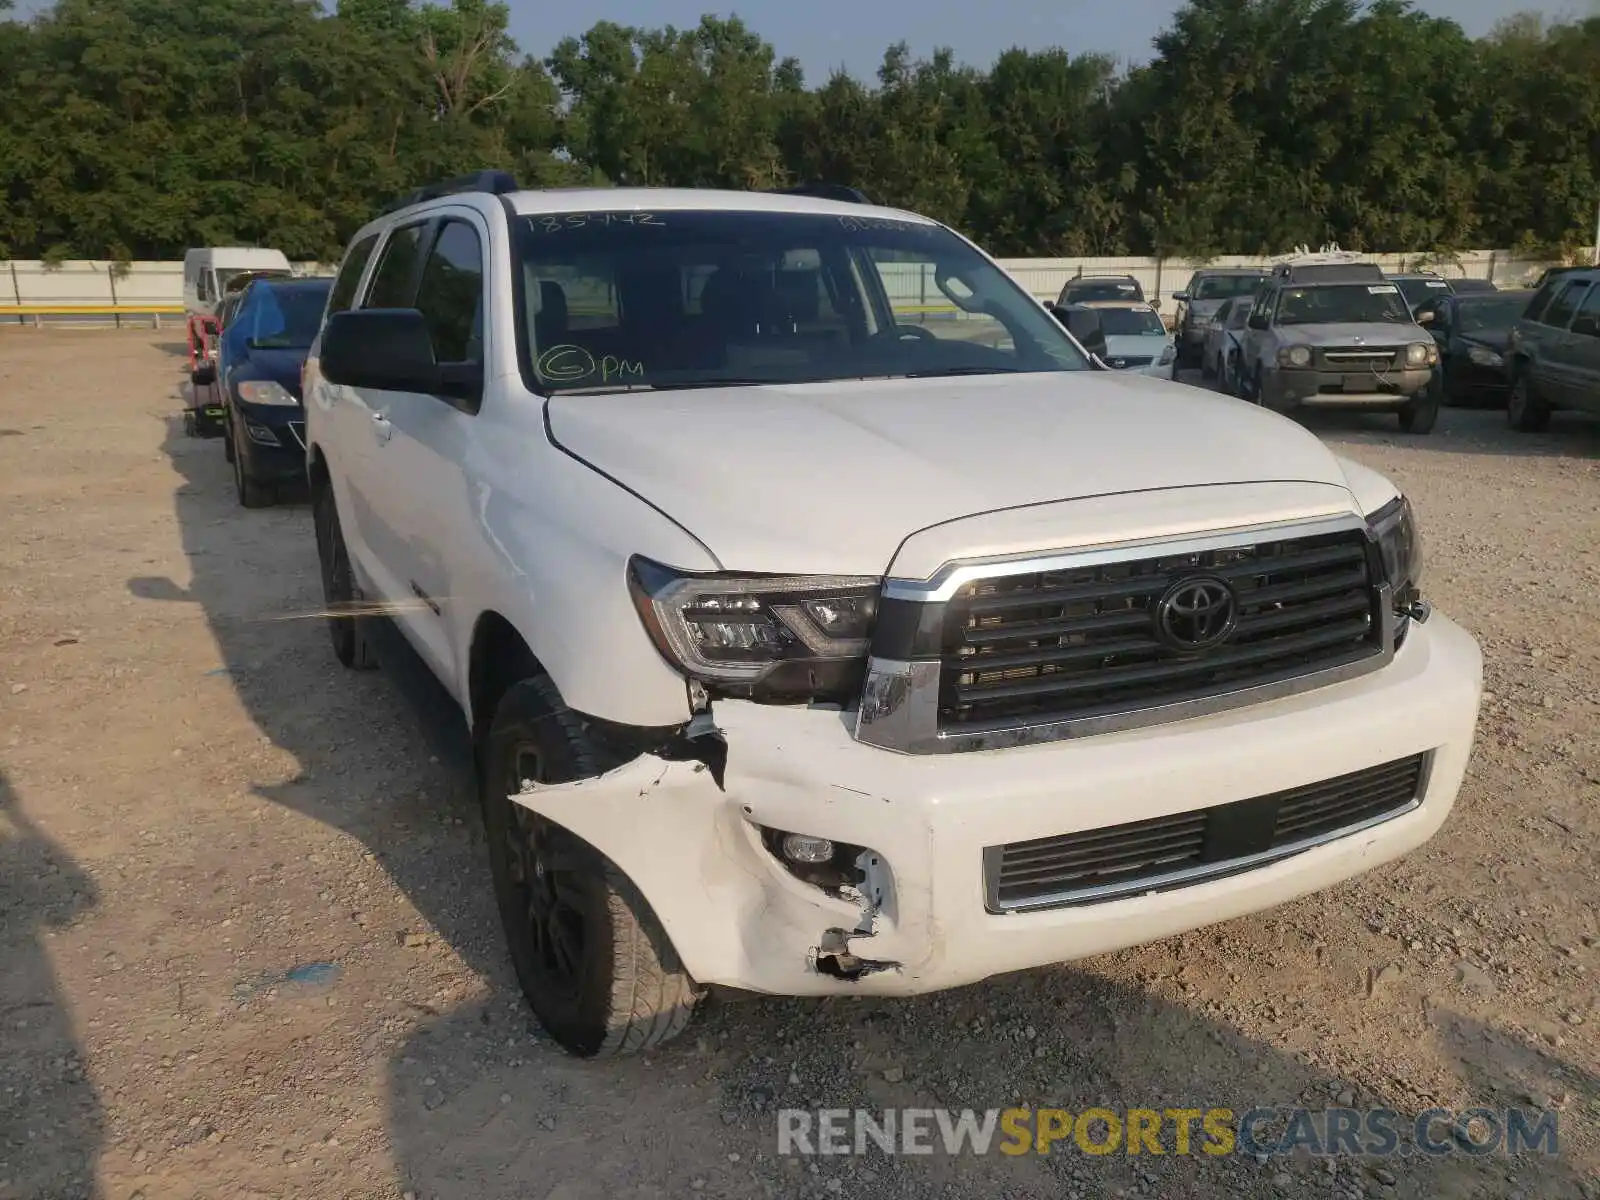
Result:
[307, 443, 330, 491]
[467, 610, 544, 747]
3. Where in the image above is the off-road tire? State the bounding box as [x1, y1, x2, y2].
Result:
[1506, 368, 1551, 433]
[313, 483, 377, 669]
[480, 676, 702, 1058]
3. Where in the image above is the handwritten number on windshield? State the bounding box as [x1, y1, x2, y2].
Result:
[838, 215, 927, 234]
[535, 213, 665, 234]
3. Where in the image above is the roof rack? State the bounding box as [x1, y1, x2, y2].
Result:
[382, 170, 520, 215]
[771, 182, 873, 205]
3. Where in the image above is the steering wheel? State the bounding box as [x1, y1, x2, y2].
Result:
[880, 324, 937, 342]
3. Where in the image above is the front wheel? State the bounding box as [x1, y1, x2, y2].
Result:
[312, 482, 377, 669]
[481, 677, 702, 1058]
[1241, 363, 1265, 404]
[1506, 369, 1551, 432]
[1397, 386, 1440, 435]
[232, 430, 274, 508]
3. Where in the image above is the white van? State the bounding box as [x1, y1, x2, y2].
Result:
[182, 247, 292, 317]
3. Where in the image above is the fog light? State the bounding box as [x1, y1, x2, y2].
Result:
[781, 833, 835, 864]
[246, 422, 280, 446]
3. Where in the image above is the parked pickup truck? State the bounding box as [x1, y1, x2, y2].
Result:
[301, 174, 1483, 1059]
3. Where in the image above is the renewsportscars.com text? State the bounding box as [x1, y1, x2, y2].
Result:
[776, 1106, 1560, 1158]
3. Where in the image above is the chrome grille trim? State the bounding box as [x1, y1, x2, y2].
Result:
[857, 514, 1396, 755]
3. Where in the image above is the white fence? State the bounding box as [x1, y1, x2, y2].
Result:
[1, 250, 1587, 327]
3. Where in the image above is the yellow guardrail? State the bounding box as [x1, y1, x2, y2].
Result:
[4, 303, 186, 315]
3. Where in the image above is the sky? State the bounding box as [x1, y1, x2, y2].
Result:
[5, 0, 1585, 79]
[505, 0, 1581, 80]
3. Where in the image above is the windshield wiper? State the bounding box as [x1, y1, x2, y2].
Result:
[552, 378, 787, 395]
[897, 366, 1029, 378]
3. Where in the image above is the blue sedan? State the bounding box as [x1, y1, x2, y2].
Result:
[218, 277, 333, 507]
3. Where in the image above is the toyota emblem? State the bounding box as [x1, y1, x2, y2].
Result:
[1155, 575, 1238, 652]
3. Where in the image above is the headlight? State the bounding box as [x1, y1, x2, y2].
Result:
[1467, 346, 1504, 367]
[628, 556, 879, 704]
[1404, 342, 1438, 368]
[235, 380, 298, 406]
[1278, 345, 1313, 368]
[1366, 494, 1422, 592]
[1158, 343, 1176, 365]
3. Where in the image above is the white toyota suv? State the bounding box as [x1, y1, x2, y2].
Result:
[301, 173, 1483, 1059]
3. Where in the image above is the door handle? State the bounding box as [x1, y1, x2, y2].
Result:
[371, 412, 392, 443]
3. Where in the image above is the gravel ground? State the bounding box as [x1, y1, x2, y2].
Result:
[1, 329, 1598, 1200]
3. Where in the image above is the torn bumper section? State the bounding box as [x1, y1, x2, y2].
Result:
[511, 614, 1482, 998]
[509, 741, 916, 996]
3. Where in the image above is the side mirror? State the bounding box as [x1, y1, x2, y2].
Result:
[1172, 292, 1189, 303]
[320, 309, 481, 403]
[1414, 310, 1434, 325]
[1247, 313, 1269, 331]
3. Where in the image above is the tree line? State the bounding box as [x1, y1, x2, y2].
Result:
[1, 0, 1596, 263]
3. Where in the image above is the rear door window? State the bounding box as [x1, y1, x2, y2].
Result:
[1570, 284, 1600, 339]
[1540, 281, 1591, 331]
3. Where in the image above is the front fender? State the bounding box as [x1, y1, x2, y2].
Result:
[451, 437, 714, 730]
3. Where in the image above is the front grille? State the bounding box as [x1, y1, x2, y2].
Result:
[985, 753, 1427, 911]
[1317, 348, 1403, 371]
[939, 529, 1382, 734]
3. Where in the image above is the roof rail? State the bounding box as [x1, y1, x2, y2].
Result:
[771, 182, 873, 205]
[382, 170, 520, 215]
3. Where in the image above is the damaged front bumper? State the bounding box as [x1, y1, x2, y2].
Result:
[511, 614, 1482, 998]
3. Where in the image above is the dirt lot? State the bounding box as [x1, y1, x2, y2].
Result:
[1, 328, 1598, 1200]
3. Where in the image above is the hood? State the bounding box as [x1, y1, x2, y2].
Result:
[1274, 322, 1427, 347]
[1102, 333, 1169, 363]
[231, 346, 310, 398]
[1459, 328, 1511, 353]
[547, 372, 1357, 577]
[1183, 298, 1228, 324]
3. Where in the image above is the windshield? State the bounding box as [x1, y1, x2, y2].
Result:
[1456, 295, 1530, 333]
[246, 282, 332, 349]
[515, 211, 1088, 392]
[1192, 274, 1264, 301]
[1394, 278, 1451, 309]
[1061, 278, 1142, 304]
[1097, 308, 1165, 336]
[1276, 283, 1413, 326]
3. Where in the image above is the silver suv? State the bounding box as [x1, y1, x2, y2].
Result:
[1237, 257, 1441, 433]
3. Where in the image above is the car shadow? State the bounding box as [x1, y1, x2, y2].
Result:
[384, 964, 1597, 1199]
[1296, 407, 1600, 459]
[0, 769, 102, 1200]
[135, 419, 1596, 1199]
[1171, 371, 1600, 458]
